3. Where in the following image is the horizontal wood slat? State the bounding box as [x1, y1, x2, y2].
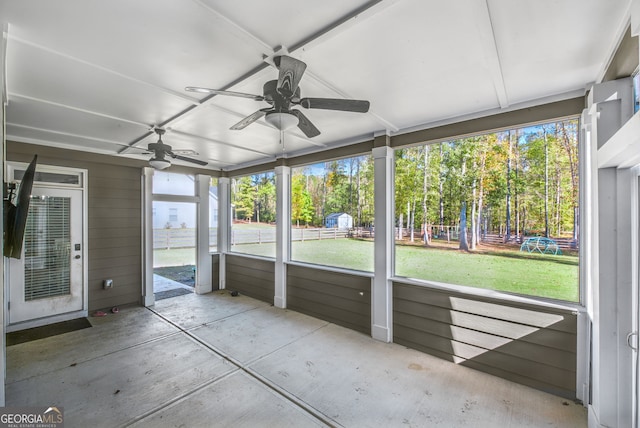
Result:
[211, 254, 219, 291]
[394, 282, 576, 333]
[394, 299, 576, 352]
[393, 282, 578, 399]
[225, 254, 274, 303]
[287, 264, 371, 335]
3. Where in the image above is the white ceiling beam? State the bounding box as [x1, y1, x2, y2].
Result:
[475, 0, 509, 109]
[594, 1, 633, 84]
[8, 35, 200, 105]
[304, 70, 399, 132]
[9, 92, 151, 129]
[160, 129, 274, 157]
[114, 0, 403, 156]
[288, 0, 402, 54]
[391, 89, 585, 138]
[7, 122, 135, 149]
[163, 0, 402, 146]
[189, 0, 272, 53]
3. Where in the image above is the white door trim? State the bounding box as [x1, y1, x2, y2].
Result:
[4, 163, 88, 332]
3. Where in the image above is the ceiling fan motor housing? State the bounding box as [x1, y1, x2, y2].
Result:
[263, 80, 300, 112]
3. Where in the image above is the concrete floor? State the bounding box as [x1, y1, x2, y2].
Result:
[6, 291, 587, 427]
[153, 274, 193, 293]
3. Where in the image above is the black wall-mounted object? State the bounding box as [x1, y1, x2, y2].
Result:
[4, 155, 38, 259]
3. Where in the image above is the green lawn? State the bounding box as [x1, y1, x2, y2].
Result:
[157, 238, 580, 302]
[394, 244, 578, 302]
[154, 248, 195, 267]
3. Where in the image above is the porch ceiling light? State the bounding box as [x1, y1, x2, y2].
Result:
[264, 111, 299, 131]
[149, 157, 171, 170]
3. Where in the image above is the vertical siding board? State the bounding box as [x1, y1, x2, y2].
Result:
[393, 281, 578, 399]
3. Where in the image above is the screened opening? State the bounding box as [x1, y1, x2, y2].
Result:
[152, 171, 195, 196]
[152, 171, 197, 294]
[290, 156, 374, 272]
[210, 177, 218, 253]
[394, 119, 580, 302]
[230, 172, 276, 258]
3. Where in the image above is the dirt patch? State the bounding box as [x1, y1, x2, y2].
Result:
[153, 265, 195, 287]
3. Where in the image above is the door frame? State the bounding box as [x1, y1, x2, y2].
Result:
[142, 169, 212, 306]
[5, 162, 88, 332]
[631, 166, 640, 427]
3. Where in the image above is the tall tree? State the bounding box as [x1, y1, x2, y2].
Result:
[291, 173, 314, 226]
[543, 126, 550, 237]
[232, 176, 255, 220]
[504, 131, 513, 242]
[459, 202, 469, 251]
[559, 120, 579, 241]
[438, 143, 445, 234]
[422, 145, 431, 245]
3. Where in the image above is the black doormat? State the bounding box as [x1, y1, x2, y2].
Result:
[154, 288, 193, 301]
[7, 317, 92, 346]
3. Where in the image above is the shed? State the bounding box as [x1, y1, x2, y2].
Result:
[325, 213, 353, 229]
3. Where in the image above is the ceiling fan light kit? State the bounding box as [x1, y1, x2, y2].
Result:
[146, 128, 208, 169]
[185, 55, 370, 138]
[149, 157, 171, 170]
[265, 111, 299, 131]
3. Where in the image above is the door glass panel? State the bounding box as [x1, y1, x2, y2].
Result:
[24, 196, 71, 301]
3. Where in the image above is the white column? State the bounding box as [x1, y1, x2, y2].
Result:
[218, 177, 231, 290]
[195, 174, 212, 294]
[586, 78, 635, 428]
[274, 165, 291, 309]
[141, 167, 155, 307]
[0, 23, 7, 406]
[372, 143, 394, 342]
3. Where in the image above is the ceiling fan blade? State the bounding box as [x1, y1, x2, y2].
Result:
[230, 109, 268, 130]
[169, 153, 208, 166]
[274, 55, 307, 98]
[185, 86, 264, 101]
[291, 110, 321, 138]
[298, 98, 370, 113]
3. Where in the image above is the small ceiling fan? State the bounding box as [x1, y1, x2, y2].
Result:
[185, 55, 370, 138]
[147, 128, 207, 170]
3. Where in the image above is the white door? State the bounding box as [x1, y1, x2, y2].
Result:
[8, 186, 84, 325]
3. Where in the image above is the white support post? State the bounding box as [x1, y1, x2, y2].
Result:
[218, 177, 231, 290]
[195, 174, 212, 295]
[141, 167, 155, 307]
[0, 23, 7, 406]
[274, 165, 290, 309]
[372, 143, 394, 342]
[586, 78, 636, 428]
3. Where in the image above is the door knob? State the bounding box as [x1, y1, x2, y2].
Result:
[74, 255, 81, 259]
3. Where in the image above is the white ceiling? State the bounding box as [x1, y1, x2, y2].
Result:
[1, 0, 631, 171]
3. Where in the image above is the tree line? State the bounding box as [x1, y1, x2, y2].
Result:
[231, 119, 579, 248]
[395, 120, 579, 249]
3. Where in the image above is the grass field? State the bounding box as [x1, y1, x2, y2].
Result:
[154, 248, 195, 267]
[156, 238, 579, 302]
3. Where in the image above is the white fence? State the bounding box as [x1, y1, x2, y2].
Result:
[153, 227, 352, 249]
[231, 227, 351, 245]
